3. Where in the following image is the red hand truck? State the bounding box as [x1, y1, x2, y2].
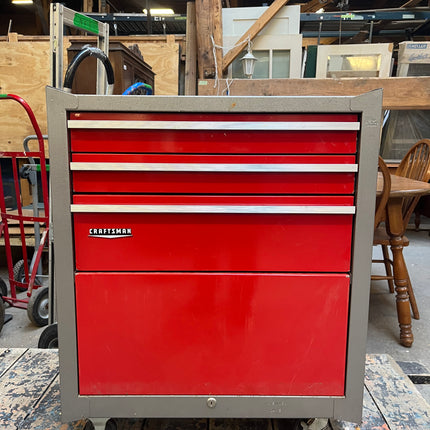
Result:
[0, 94, 50, 332]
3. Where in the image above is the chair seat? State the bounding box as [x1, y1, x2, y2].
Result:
[373, 226, 409, 247]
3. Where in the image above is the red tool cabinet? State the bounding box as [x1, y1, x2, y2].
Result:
[47, 89, 382, 424]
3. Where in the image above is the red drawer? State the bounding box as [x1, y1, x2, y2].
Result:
[69, 112, 358, 154]
[75, 272, 350, 396]
[72, 195, 354, 272]
[71, 154, 356, 195]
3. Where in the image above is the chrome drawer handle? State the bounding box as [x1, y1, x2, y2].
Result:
[71, 204, 356, 215]
[70, 162, 358, 173]
[68, 120, 360, 131]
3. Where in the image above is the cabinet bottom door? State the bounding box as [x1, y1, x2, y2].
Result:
[75, 272, 350, 397]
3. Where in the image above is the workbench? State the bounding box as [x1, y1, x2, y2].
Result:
[1, 349, 429, 430]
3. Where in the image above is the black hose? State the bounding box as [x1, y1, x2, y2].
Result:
[63, 45, 115, 95]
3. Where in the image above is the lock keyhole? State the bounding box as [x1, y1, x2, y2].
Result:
[207, 397, 217, 408]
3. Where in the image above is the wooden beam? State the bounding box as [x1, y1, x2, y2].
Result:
[195, 0, 223, 79]
[185, 2, 197, 95]
[222, 0, 291, 74]
[98, 0, 108, 13]
[344, 23, 372, 44]
[197, 77, 430, 110]
[400, 0, 421, 8]
[301, 0, 333, 13]
[401, 0, 423, 7]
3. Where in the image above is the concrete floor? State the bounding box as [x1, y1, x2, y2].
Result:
[367, 226, 430, 405]
[1, 224, 430, 403]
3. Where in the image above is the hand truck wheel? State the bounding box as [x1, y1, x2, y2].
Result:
[13, 259, 30, 292]
[0, 297, 5, 334]
[27, 286, 49, 326]
[0, 278, 8, 300]
[13, 259, 42, 292]
[38, 323, 58, 348]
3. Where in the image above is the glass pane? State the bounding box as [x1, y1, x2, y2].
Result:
[232, 50, 269, 79]
[272, 50, 290, 78]
[407, 63, 430, 76]
[326, 54, 381, 78]
[381, 110, 430, 161]
[252, 50, 270, 79]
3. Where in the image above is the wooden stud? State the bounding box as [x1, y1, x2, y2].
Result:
[98, 0, 108, 13]
[222, 0, 291, 74]
[195, 0, 223, 79]
[83, 0, 94, 13]
[185, 2, 197, 95]
[7, 32, 18, 43]
[213, 0, 223, 79]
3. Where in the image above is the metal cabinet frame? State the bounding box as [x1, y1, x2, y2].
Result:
[46, 87, 382, 423]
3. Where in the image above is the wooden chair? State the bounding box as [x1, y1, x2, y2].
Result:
[396, 139, 430, 231]
[372, 140, 430, 320]
[371, 157, 394, 295]
[374, 156, 391, 230]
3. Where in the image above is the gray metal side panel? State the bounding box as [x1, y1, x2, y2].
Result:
[333, 90, 382, 423]
[46, 87, 382, 423]
[46, 89, 90, 420]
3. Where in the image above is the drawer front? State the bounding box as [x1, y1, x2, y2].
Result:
[69, 112, 358, 154]
[71, 154, 356, 195]
[75, 272, 350, 396]
[72, 195, 354, 272]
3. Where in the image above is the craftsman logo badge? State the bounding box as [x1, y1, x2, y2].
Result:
[89, 228, 132, 239]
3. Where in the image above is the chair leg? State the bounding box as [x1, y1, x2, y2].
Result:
[405, 270, 420, 320]
[381, 244, 395, 293]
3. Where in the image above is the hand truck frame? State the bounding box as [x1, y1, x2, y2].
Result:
[0, 94, 50, 328]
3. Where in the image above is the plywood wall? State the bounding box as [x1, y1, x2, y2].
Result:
[0, 39, 50, 153]
[118, 35, 180, 96]
[0, 35, 182, 153]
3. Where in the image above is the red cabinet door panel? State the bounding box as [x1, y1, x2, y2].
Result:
[71, 154, 356, 195]
[72, 195, 354, 272]
[69, 112, 358, 154]
[75, 272, 350, 396]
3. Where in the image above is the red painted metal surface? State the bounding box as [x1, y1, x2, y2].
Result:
[75, 272, 350, 396]
[70, 112, 359, 122]
[71, 154, 356, 194]
[69, 110, 359, 401]
[69, 112, 358, 154]
[72, 195, 353, 272]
